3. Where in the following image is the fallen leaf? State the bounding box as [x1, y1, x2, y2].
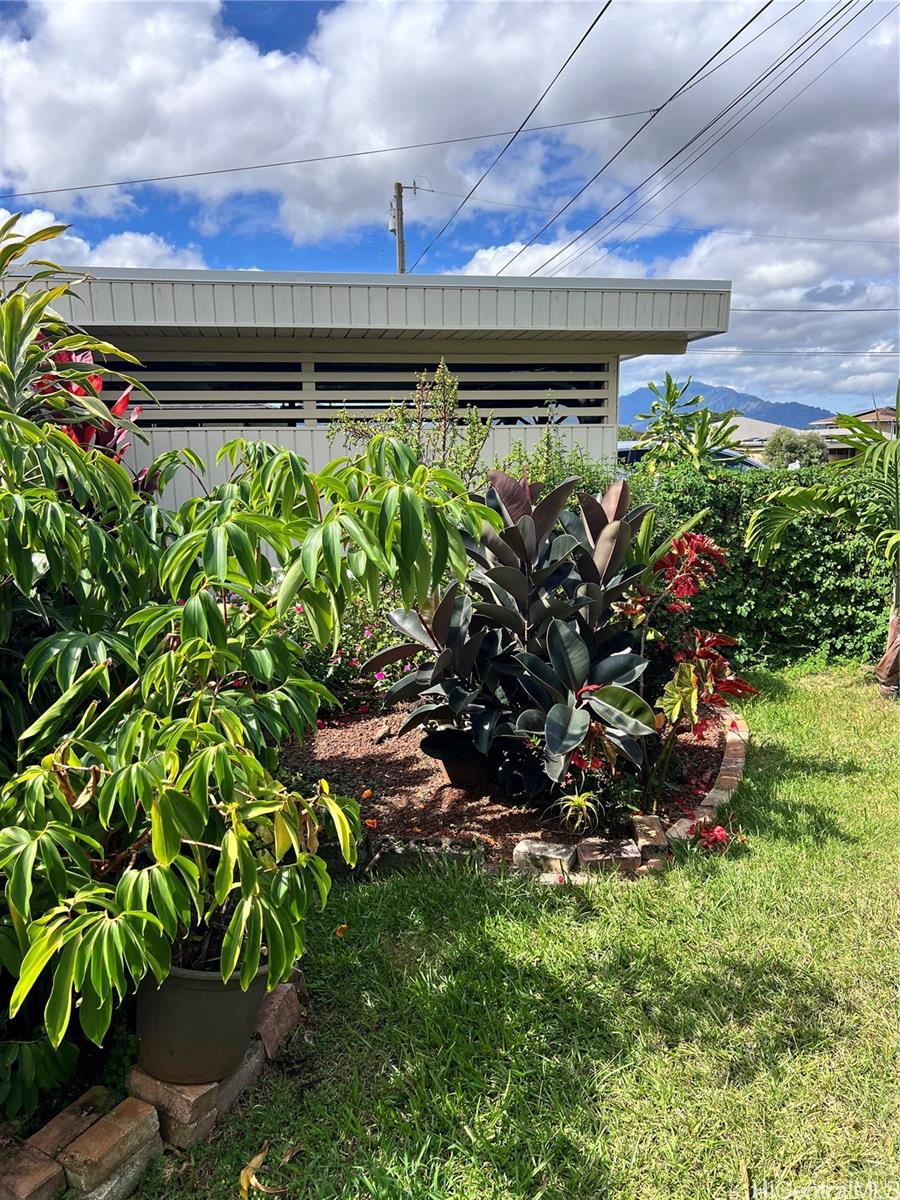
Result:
[361, 788, 373, 800]
[239, 1143, 286, 1199]
[280, 1144, 303, 1165]
[335, 923, 348, 938]
[364, 818, 378, 829]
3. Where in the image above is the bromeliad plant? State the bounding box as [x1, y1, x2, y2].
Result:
[367, 472, 662, 796]
[0, 216, 493, 1117]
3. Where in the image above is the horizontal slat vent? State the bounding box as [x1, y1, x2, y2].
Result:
[131, 353, 616, 428]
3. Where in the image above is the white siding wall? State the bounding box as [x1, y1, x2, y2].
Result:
[126, 425, 619, 507]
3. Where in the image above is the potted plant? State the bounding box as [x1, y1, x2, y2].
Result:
[0, 217, 494, 1092]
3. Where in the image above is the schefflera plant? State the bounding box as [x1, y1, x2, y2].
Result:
[366, 472, 659, 793]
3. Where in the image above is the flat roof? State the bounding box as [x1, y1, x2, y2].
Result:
[62, 266, 730, 291]
[47, 267, 731, 345]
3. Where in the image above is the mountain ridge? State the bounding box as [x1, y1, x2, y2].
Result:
[619, 381, 833, 430]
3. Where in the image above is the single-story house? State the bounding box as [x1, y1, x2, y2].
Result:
[51, 268, 731, 499]
[730, 415, 804, 456]
[808, 406, 897, 461]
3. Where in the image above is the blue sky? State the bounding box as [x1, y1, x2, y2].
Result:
[0, 0, 897, 410]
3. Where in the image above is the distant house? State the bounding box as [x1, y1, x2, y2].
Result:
[808, 406, 897, 461]
[730, 415, 804, 457]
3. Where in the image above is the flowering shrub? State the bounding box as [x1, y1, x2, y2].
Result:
[283, 586, 420, 711]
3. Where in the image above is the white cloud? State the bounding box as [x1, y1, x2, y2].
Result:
[2, 1, 896, 244]
[0, 0, 896, 408]
[0, 207, 206, 269]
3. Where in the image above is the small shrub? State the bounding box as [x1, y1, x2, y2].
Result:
[763, 426, 828, 468]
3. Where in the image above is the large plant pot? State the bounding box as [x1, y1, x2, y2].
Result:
[136, 964, 267, 1084]
[420, 729, 491, 790]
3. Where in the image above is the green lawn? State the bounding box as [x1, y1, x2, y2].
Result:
[138, 665, 900, 1200]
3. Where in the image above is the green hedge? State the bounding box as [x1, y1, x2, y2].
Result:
[631, 463, 891, 665]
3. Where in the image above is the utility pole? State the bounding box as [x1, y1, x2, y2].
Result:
[390, 181, 406, 273]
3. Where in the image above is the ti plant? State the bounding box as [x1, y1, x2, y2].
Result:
[366, 472, 659, 796]
[0, 217, 494, 1111]
[746, 402, 900, 692]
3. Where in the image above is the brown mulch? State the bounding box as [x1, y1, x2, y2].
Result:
[280, 707, 726, 864]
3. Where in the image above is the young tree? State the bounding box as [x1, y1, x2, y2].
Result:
[330, 358, 491, 487]
[763, 426, 828, 468]
[634, 373, 743, 471]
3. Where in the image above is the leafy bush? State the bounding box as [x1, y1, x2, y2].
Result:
[643, 461, 892, 663]
[762, 426, 828, 468]
[367, 473, 660, 799]
[368, 472, 752, 814]
[748, 408, 900, 688]
[0, 216, 492, 1118]
[329, 358, 491, 487]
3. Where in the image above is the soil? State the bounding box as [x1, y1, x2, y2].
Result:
[280, 706, 727, 865]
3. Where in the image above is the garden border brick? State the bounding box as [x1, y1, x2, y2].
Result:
[0, 971, 308, 1200]
[364, 706, 750, 883]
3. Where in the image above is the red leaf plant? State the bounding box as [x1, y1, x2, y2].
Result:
[34, 340, 142, 463]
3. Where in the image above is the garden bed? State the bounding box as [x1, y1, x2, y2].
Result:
[281, 704, 730, 866]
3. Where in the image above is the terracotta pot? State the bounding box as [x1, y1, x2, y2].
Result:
[420, 729, 491, 789]
[136, 964, 267, 1084]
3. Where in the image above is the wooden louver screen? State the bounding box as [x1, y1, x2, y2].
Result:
[131, 352, 616, 428]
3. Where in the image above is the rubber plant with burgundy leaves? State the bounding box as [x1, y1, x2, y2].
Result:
[0, 216, 494, 1120]
[366, 471, 681, 798]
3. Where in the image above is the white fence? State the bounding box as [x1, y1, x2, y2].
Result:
[126, 424, 619, 506]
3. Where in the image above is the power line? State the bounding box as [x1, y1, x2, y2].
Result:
[567, 0, 896, 277]
[494, 0, 778, 274]
[0, 107, 654, 205]
[733, 307, 899, 313]
[556, 0, 862, 275]
[417, 185, 899, 246]
[407, 2, 614, 272]
[530, 0, 868, 278]
[674, 0, 807, 96]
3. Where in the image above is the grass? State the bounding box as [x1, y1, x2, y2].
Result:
[138, 665, 900, 1200]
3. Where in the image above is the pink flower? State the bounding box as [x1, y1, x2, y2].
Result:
[403, 663, 412, 672]
[363, 628, 373, 639]
[359, 703, 369, 714]
[349, 658, 358, 667]
[375, 671, 386, 681]
[295, 604, 304, 614]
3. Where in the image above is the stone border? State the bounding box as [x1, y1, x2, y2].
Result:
[0, 975, 308, 1200]
[361, 706, 749, 886]
[519, 705, 749, 884]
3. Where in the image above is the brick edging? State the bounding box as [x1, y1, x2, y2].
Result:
[0, 974, 308, 1200]
[513, 704, 750, 883]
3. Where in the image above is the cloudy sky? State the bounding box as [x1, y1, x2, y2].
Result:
[0, 0, 897, 411]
